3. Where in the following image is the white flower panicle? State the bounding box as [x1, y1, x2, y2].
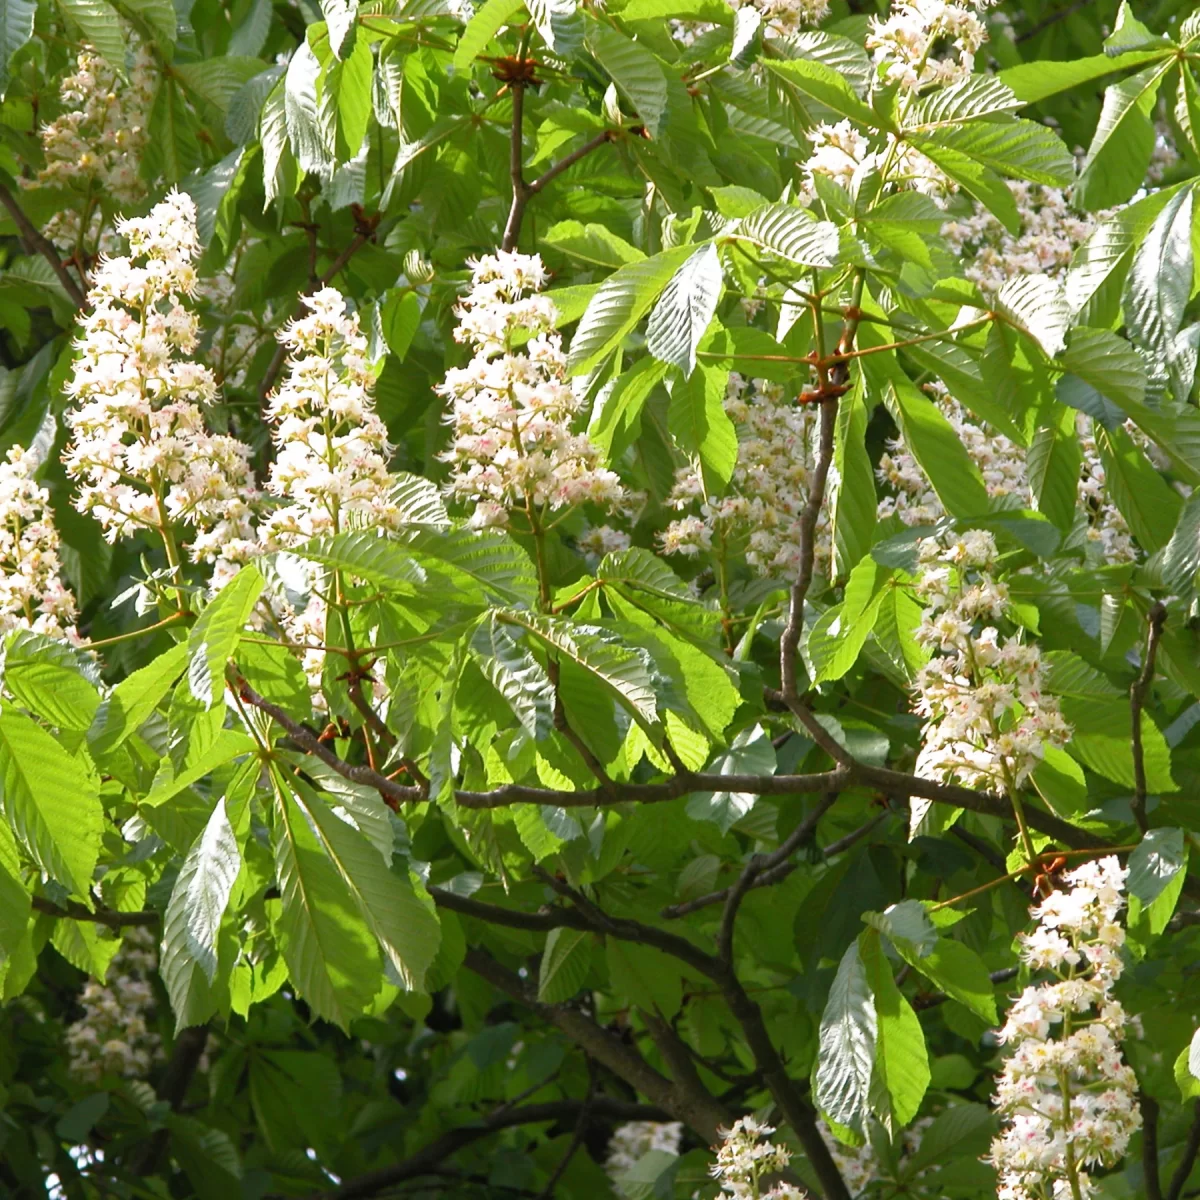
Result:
[261, 287, 397, 548]
[66, 927, 162, 1084]
[0, 445, 80, 642]
[867, 0, 999, 91]
[661, 375, 830, 579]
[605, 1120, 683, 1183]
[62, 191, 258, 567]
[437, 251, 632, 530]
[912, 530, 1070, 792]
[728, 0, 830, 38]
[710, 1117, 804, 1199]
[817, 1115, 935, 1196]
[802, 122, 954, 201]
[991, 857, 1141, 1200]
[27, 45, 156, 251]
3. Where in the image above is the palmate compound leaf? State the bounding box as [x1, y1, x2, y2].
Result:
[0, 710, 102, 899]
[645, 243, 723, 378]
[1124, 181, 1196, 355]
[728, 203, 839, 268]
[469, 613, 555, 740]
[537, 927, 592, 1003]
[186, 564, 265, 709]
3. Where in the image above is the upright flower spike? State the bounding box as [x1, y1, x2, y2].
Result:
[261, 287, 397, 548]
[710, 1117, 804, 1199]
[26, 43, 157, 254]
[991, 856, 1141, 1200]
[437, 250, 632, 531]
[0, 445, 81, 642]
[866, 0, 999, 91]
[660, 374, 831, 579]
[911, 530, 1070, 795]
[62, 191, 259, 579]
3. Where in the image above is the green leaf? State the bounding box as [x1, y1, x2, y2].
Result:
[54, 0, 125, 68]
[667, 364, 738, 492]
[329, 36, 372, 157]
[911, 140, 1019, 233]
[271, 772, 383, 1028]
[808, 559, 888, 684]
[229, 0, 273, 56]
[469, 614, 554, 740]
[816, 940, 876, 1136]
[1105, 2, 1166, 55]
[88, 642, 188, 757]
[761, 56, 881, 127]
[568, 245, 693, 376]
[1026, 402, 1080, 532]
[0, 711, 101, 898]
[861, 928, 929, 1131]
[1060, 696, 1176, 794]
[160, 796, 240, 1028]
[0, 0, 35, 97]
[538, 927, 592, 1003]
[916, 120, 1074, 187]
[999, 50, 1164, 105]
[1124, 182, 1195, 354]
[996, 274, 1070, 358]
[145, 78, 204, 182]
[528, 0, 583, 56]
[1058, 327, 1146, 410]
[1094, 424, 1183, 552]
[729, 203, 840, 267]
[1177, 1037, 1200, 1101]
[606, 939, 681, 1018]
[174, 58, 265, 114]
[586, 23, 668, 138]
[1162, 493, 1200, 594]
[291, 779, 440, 991]
[904, 76, 1022, 129]
[453, 0, 523, 70]
[1128, 827, 1187, 908]
[687, 723, 774, 831]
[905, 1103, 994, 1172]
[589, 356, 667, 457]
[121, 0, 178, 49]
[885, 380, 990, 519]
[543, 220, 645, 269]
[318, 0, 356, 57]
[143, 727, 258, 808]
[500, 610, 659, 731]
[1075, 61, 1171, 210]
[646, 243, 723, 377]
[285, 41, 333, 177]
[3, 632, 100, 732]
[906, 938, 997, 1024]
[0, 820, 30, 959]
[188, 565, 265, 709]
[830, 378, 875, 577]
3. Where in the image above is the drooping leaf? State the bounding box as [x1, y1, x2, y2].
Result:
[646, 243, 723, 377]
[729, 203, 840, 268]
[537, 927, 592, 1003]
[1124, 182, 1196, 355]
[188, 565, 265, 709]
[815, 940, 876, 1136]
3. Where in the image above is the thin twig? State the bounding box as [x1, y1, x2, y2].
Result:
[1131, 603, 1167, 833]
[1169, 1100, 1200, 1200]
[0, 179, 88, 308]
[536, 1060, 598, 1200]
[31, 896, 159, 928]
[1144, 1091, 1165, 1200]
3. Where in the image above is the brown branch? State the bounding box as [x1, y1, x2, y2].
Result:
[31, 896, 159, 928]
[123, 1025, 210, 1176]
[1144, 1091, 1165, 1200]
[465, 948, 731, 1142]
[663, 804, 886, 920]
[0, 179, 89, 308]
[536, 1059, 598, 1200]
[1169, 1100, 1200, 1200]
[301, 1095, 667, 1200]
[911, 966, 1018, 1012]
[1013, 0, 1090, 43]
[1131, 603, 1167, 833]
[528, 131, 611, 195]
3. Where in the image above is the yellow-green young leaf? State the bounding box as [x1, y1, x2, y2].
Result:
[1060, 697, 1176, 794]
[543, 220, 645, 269]
[329, 36, 372, 159]
[808, 559, 889, 685]
[89, 642, 188, 757]
[538, 927, 592, 1002]
[1176, 1034, 1200, 1100]
[906, 937, 998, 1024]
[1026, 402, 1080, 533]
[831, 379, 876, 577]
[453, 0, 523, 70]
[187, 564, 264, 709]
[872, 587, 929, 683]
[143, 728, 258, 808]
[3, 633, 100, 732]
[0, 820, 31, 959]
[0, 712, 101, 899]
[589, 356, 668, 458]
[860, 929, 929, 1131]
[270, 773, 382, 1029]
[667, 363, 737, 492]
[761, 57, 881, 128]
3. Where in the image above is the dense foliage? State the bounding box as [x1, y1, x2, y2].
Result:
[2, 0, 1200, 1197]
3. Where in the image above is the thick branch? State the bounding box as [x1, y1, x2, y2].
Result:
[465, 948, 731, 1142]
[1168, 1100, 1200, 1200]
[303, 1096, 667, 1200]
[31, 895, 159, 928]
[123, 1025, 210, 1175]
[1131, 603, 1167, 833]
[0, 179, 88, 308]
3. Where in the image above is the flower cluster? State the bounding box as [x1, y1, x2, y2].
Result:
[661, 375, 830, 579]
[65, 927, 162, 1084]
[710, 1117, 803, 1199]
[992, 856, 1141, 1200]
[727, 0, 829, 38]
[27, 44, 156, 252]
[803, 122, 953, 201]
[437, 251, 632, 530]
[0, 446, 80, 642]
[261, 288, 397, 548]
[605, 1120, 683, 1185]
[62, 191, 259, 569]
[941, 184, 1110, 296]
[867, 0, 998, 91]
[818, 1115, 935, 1197]
[912, 530, 1070, 792]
